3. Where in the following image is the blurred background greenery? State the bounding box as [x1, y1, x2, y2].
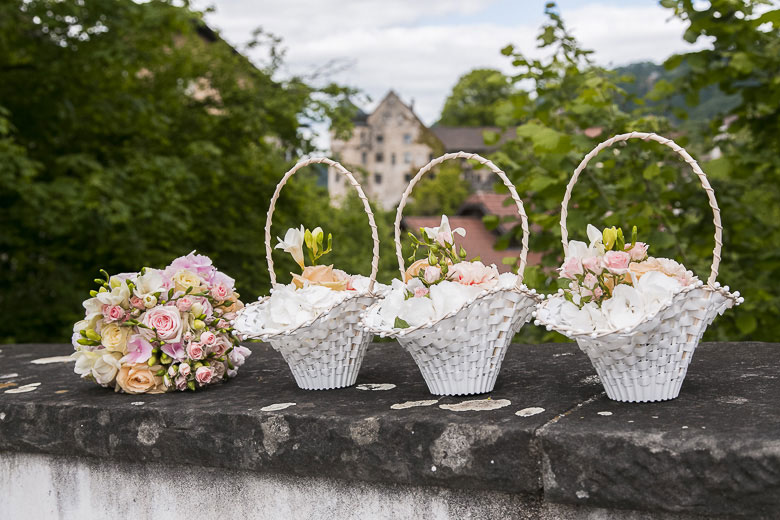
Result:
[1, 0, 777, 344]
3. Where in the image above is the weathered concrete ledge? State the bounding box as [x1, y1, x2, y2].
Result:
[0, 341, 778, 519]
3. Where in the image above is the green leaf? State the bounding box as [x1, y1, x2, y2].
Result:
[483, 214, 499, 230]
[394, 317, 410, 329]
[704, 157, 731, 180]
[482, 130, 500, 146]
[642, 163, 661, 180]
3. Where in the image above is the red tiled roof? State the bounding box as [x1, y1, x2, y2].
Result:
[462, 192, 518, 219]
[403, 216, 539, 274]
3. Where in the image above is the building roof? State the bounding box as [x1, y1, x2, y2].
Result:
[430, 126, 516, 153]
[402, 216, 525, 274]
[461, 192, 518, 219]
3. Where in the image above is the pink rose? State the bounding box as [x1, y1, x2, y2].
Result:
[423, 265, 441, 284]
[199, 331, 217, 346]
[582, 256, 603, 274]
[603, 251, 631, 274]
[141, 306, 182, 342]
[560, 257, 584, 279]
[211, 361, 226, 381]
[449, 261, 499, 287]
[130, 296, 146, 310]
[178, 363, 191, 377]
[120, 335, 153, 364]
[187, 342, 204, 360]
[583, 273, 598, 289]
[175, 374, 188, 391]
[210, 283, 231, 302]
[176, 297, 193, 312]
[217, 319, 229, 330]
[593, 287, 604, 298]
[625, 242, 649, 261]
[168, 365, 177, 377]
[195, 366, 215, 385]
[414, 286, 430, 298]
[211, 337, 231, 357]
[103, 305, 126, 323]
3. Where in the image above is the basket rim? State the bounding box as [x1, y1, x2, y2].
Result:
[234, 287, 380, 341]
[534, 281, 741, 340]
[362, 282, 540, 338]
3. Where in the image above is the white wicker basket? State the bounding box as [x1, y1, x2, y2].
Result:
[364, 152, 541, 396]
[534, 132, 743, 402]
[235, 157, 381, 390]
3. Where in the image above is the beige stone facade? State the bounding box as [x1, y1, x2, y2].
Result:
[329, 91, 440, 210]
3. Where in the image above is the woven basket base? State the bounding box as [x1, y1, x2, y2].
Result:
[395, 289, 537, 396]
[571, 285, 737, 402]
[269, 295, 375, 390]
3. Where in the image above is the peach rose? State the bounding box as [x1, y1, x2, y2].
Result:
[404, 259, 430, 282]
[115, 363, 166, 394]
[629, 257, 695, 285]
[291, 265, 350, 291]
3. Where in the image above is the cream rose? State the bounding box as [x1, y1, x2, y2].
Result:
[100, 323, 130, 353]
[172, 269, 204, 294]
[115, 363, 166, 394]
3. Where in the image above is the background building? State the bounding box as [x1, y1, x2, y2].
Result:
[329, 91, 514, 209]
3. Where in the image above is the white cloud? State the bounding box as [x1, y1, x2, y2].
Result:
[195, 1, 705, 133]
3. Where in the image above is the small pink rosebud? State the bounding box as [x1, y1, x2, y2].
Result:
[186, 342, 204, 360]
[176, 297, 193, 312]
[414, 287, 429, 298]
[178, 363, 191, 377]
[195, 366, 215, 385]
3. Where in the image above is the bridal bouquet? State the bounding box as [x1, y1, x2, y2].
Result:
[232, 225, 378, 337]
[537, 224, 697, 333]
[71, 253, 251, 394]
[366, 215, 518, 331]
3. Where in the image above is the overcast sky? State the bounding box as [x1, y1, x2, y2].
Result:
[193, 0, 706, 127]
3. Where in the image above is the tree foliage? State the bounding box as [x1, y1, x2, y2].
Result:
[437, 68, 514, 126]
[404, 163, 471, 217]
[495, 0, 780, 340]
[0, 0, 392, 343]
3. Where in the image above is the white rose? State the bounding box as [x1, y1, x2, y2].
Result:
[429, 280, 483, 319]
[100, 323, 130, 353]
[92, 352, 123, 385]
[635, 271, 682, 312]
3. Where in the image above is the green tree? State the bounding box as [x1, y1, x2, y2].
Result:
[404, 163, 471, 216]
[0, 0, 386, 343]
[493, 3, 722, 342]
[438, 69, 514, 126]
[653, 0, 780, 340]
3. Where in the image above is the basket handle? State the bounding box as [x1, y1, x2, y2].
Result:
[560, 131, 722, 286]
[393, 151, 530, 288]
[265, 157, 379, 294]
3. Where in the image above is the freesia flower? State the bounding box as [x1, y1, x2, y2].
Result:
[423, 215, 465, 246]
[133, 269, 165, 299]
[275, 225, 305, 269]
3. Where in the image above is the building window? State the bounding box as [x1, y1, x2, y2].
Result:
[377, 132, 384, 143]
[403, 133, 412, 144]
[391, 153, 396, 165]
[429, 153, 434, 161]
[404, 174, 412, 182]
[361, 151, 367, 165]
[376, 152, 384, 163]
[374, 173, 383, 184]
[404, 152, 412, 164]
